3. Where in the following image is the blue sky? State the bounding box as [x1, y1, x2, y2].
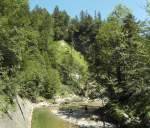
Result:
[29, 0, 148, 20]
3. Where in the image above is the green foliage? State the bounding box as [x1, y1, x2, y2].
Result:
[0, 0, 62, 104]
[17, 47, 61, 100]
[146, 0, 150, 16]
[52, 6, 70, 40]
[0, 0, 89, 103]
[95, 10, 150, 128]
[67, 11, 101, 60]
[0, 1, 149, 127]
[108, 4, 132, 24]
[47, 41, 88, 95]
[31, 6, 53, 50]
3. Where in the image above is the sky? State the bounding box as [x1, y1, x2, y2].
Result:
[29, 0, 148, 20]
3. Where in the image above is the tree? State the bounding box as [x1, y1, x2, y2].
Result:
[31, 6, 53, 51]
[96, 11, 150, 127]
[68, 10, 101, 61]
[52, 6, 70, 40]
[108, 4, 131, 24]
[146, 0, 150, 16]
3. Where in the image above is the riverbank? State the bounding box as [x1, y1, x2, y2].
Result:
[32, 97, 115, 128]
[0, 96, 115, 128]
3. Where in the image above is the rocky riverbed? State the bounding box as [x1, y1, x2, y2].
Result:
[51, 108, 115, 128]
[35, 97, 116, 128]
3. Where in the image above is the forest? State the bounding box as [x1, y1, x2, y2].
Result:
[0, 0, 150, 128]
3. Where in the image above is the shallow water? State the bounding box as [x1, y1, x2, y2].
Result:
[31, 108, 78, 128]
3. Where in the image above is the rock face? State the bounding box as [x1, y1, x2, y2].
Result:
[0, 96, 33, 128]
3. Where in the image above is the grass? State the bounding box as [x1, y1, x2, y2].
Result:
[31, 107, 78, 128]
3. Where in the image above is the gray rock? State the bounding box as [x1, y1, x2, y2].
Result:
[0, 96, 33, 128]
